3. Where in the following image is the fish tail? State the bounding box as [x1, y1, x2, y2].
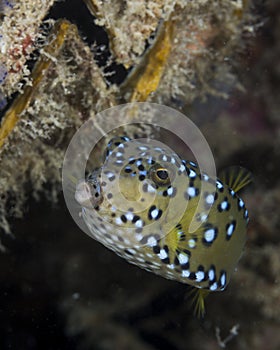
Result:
[218, 166, 253, 193]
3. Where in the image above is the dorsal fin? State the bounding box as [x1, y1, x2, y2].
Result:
[218, 166, 253, 193]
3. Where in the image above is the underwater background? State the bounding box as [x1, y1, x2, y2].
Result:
[0, 0, 279, 349]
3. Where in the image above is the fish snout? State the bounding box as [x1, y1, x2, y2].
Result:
[75, 180, 102, 209]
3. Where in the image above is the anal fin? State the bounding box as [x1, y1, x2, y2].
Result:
[187, 287, 209, 318]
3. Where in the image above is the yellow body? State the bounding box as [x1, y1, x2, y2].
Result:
[76, 137, 251, 316]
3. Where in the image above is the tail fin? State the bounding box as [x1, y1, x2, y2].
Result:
[218, 166, 253, 193]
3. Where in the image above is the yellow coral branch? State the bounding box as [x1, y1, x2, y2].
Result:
[0, 20, 72, 149]
[120, 19, 174, 102]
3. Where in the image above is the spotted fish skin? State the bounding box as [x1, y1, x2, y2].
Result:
[76, 136, 250, 294]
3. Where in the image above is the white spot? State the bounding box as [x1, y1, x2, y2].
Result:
[126, 212, 134, 221]
[210, 282, 218, 291]
[204, 229, 216, 243]
[116, 152, 123, 157]
[189, 169, 196, 178]
[230, 189, 235, 197]
[105, 237, 113, 244]
[208, 269, 215, 281]
[147, 236, 157, 247]
[202, 173, 209, 181]
[167, 264, 175, 269]
[166, 271, 175, 277]
[167, 187, 174, 196]
[147, 184, 156, 193]
[201, 213, 208, 222]
[151, 208, 159, 219]
[177, 231, 184, 239]
[98, 226, 106, 234]
[220, 272, 226, 286]
[170, 157, 176, 164]
[162, 155, 167, 161]
[195, 271, 205, 282]
[206, 194, 215, 205]
[179, 164, 185, 172]
[188, 239, 196, 248]
[220, 201, 228, 211]
[151, 264, 160, 270]
[238, 199, 245, 208]
[178, 253, 189, 265]
[135, 219, 144, 228]
[216, 180, 223, 189]
[187, 187, 196, 198]
[136, 160, 142, 166]
[138, 146, 148, 151]
[115, 217, 122, 225]
[189, 161, 197, 167]
[106, 172, 115, 179]
[127, 248, 136, 255]
[135, 256, 145, 263]
[123, 238, 131, 245]
[227, 223, 235, 237]
[139, 170, 147, 176]
[159, 249, 168, 260]
[182, 270, 190, 278]
[136, 233, 143, 241]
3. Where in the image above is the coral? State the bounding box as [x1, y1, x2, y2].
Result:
[0, 19, 114, 233]
[0, 0, 256, 234]
[84, 0, 176, 68]
[0, 0, 56, 100]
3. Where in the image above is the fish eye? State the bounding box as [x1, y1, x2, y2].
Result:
[151, 167, 170, 186]
[156, 169, 169, 180]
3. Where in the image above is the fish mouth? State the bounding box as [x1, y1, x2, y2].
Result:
[75, 171, 103, 209]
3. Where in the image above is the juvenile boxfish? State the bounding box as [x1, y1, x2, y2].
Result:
[75, 136, 252, 316]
